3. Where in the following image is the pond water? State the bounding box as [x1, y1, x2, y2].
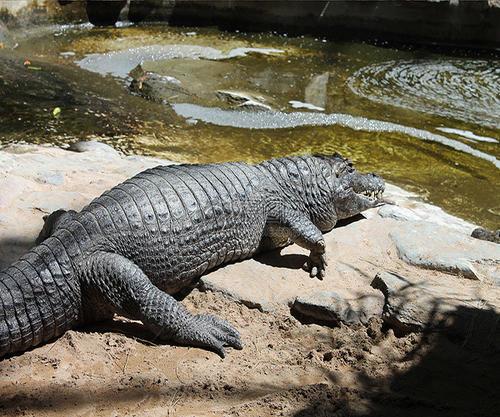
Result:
[1, 24, 498, 228]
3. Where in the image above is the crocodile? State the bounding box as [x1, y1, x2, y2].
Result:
[0, 154, 385, 359]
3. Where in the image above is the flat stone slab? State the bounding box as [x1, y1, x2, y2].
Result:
[375, 183, 476, 234]
[371, 271, 500, 340]
[390, 221, 500, 282]
[198, 214, 402, 316]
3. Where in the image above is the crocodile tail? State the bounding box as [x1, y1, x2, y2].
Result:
[0, 238, 82, 359]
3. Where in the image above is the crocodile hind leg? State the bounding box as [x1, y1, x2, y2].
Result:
[267, 211, 328, 279]
[79, 251, 242, 357]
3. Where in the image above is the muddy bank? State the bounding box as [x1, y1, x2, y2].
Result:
[0, 142, 499, 416]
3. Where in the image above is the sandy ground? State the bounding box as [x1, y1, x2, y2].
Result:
[1, 289, 498, 417]
[0, 143, 498, 417]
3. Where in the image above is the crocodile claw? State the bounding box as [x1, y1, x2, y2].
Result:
[303, 252, 328, 280]
[175, 314, 243, 358]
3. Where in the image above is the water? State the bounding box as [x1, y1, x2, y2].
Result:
[348, 59, 500, 129]
[1, 24, 498, 228]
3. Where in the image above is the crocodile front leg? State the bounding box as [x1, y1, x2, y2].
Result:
[79, 251, 242, 357]
[267, 210, 328, 280]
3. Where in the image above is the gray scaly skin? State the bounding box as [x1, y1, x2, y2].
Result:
[0, 154, 385, 359]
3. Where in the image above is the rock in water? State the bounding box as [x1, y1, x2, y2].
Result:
[305, 72, 329, 110]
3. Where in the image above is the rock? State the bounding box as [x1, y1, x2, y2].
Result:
[217, 90, 262, 105]
[35, 171, 64, 186]
[472, 227, 500, 244]
[68, 141, 120, 156]
[59, 51, 76, 58]
[199, 275, 273, 312]
[371, 271, 500, 340]
[377, 205, 421, 222]
[237, 100, 272, 112]
[224, 47, 284, 59]
[129, 67, 190, 104]
[217, 90, 272, 111]
[291, 290, 383, 326]
[390, 221, 500, 282]
[375, 184, 476, 235]
[304, 72, 329, 110]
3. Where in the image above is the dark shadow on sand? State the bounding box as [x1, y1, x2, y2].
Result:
[292, 304, 500, 417]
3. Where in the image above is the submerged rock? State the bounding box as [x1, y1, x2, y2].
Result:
[217, 90, 272, 111]
[129, 65, 191, 104]
[304, 72, 329, 110]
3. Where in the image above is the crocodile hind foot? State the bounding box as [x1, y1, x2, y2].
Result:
[80, 251, 242, 358]
[173, 314, 243, 358]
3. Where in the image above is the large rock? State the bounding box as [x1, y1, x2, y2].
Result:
[371, 271, 500, 341]
[291, 290, 383, 326]
[390, 221, 500, 283]
[376, 183, 476, 235]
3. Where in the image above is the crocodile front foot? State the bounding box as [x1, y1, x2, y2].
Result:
[302, 242, 328, 280]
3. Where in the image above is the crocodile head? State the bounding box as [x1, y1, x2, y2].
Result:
[335, 157, 385, 219]
[314, 154, 386, 222]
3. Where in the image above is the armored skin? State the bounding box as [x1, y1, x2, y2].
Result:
[0, 154, 385, 359]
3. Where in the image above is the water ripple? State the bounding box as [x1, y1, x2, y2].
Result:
[347, 59, 500, 129]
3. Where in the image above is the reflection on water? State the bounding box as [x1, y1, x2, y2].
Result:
[348, 60, 500, 129]
[172, 103, 499, 168]
[77, 45, 284, 78]
[1, 24, 499, 229]
[436, 128, 498, 144]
